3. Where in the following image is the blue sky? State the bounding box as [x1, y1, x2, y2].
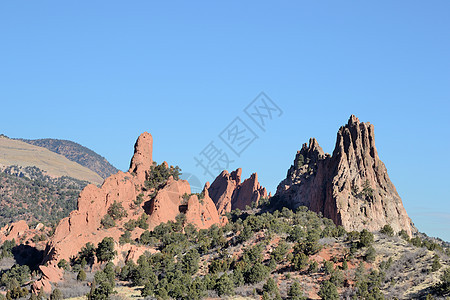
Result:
[1, 1, 449, 240]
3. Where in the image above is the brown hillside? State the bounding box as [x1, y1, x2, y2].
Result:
[0, 137, 103, 185]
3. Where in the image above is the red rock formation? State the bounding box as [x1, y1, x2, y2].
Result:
[233, 173, 267, 210]
[0, 220, 49, 245]
[208, 169, 241, 214]
[129, 131, 153, 182]
[208, 168, 267, 215]
[276, 115, 415, 236]
[0, 220, 29, 242]
[33, 132, 223, 292]
[185, 185, 224, 228]
[147, 176, 191, 227]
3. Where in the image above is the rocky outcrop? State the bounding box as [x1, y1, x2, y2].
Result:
[129, 131, 153, 182]
[33, 132, 223, 293]
[276, 115, 415, 236]
[0, 220, 29, 242]
[208, 168, 267, 215]
[234, 173, 267, 210]
[147, 176, 191, 226]
[208, 169, 241, 214]
[0, 220, 48, 245]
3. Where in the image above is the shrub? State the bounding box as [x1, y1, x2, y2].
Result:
[5, 286, 28, 299]
[95, 237, 116, 263]
[0, 239, 15, 259]
[100, 214, 115, 229]
[431, 255, 441, 272]
[410, 236, 422, 247]
[271, 241, 289, 262]
[365, 246, 376, 263]
[107, 201, 128, 221]
[88, 264, 116, 299]
[339, 259, 347, 271]
[145, 163, 181, 190]
[380, 224, 394, 237]
[182, 249, 200, 275]
[124, 219, 137, 231]
[329, 269, 344, 287]
[346, 231, 360, 242]
[318, 280, 339, 300]
[50, 288, 63, 300]
[308, 261, 318, 274]
[215, 273, 234, 296]
[57, 259, 69, 270]
[134, 193, 144, 206]
[119, 231, 132, 245]
[263, 277, 278, 294]
[0, 264, 30, 287]
[293, 240, 322, 256]
[361, 180, 374, 198]
[139, 230, 156, 246]
[136, 213, 149, 229]
[292, 252, 309, 271]
[437, 267, 450, 295]
[77, 269, 87, 281]
[75, 242, 96, 267]
[288, 280, 306, 300]
[244, 263, 269, 284]
[323, 261, 334, 275]
[359, 229, 374, 248]
[398, 229, 410, 241]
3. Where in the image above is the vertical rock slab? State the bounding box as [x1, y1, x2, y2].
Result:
[208, 168, 267, 215]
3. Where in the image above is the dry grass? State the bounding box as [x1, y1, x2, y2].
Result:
[0, 137, 103, 184]
[373, 233, 450, 299]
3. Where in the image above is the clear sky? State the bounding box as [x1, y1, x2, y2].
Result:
[1, 1, 449, 241]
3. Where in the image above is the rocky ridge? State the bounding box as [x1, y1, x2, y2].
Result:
[276, 115, 415, 236]
[207, 168, 267, 215]
[31, 132, 225, 293]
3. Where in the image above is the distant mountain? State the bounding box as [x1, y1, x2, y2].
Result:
[0, 137, 103, 184]
[0, 165, 88, 227]
[19, 138, 118, 179]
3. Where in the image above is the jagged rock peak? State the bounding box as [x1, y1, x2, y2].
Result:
[129, 132, 153, 182]
[230, 167, 242, 183]
[276, 115, 415, 237]
[334, 114, 377, 162]
[208, 168, 267, 215]
[301, 138, 326, 162]
[348, 114, 360, 125]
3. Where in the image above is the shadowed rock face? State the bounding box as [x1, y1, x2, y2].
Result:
[276, 115, 415, 236]
[208, 168, 267, 215]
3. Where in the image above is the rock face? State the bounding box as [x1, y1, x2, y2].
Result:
[147, 176, 191, 226]
[129, 131, 153, 182]
[0, 220, 29, 242]
[276, 115, 415, 236]
[208, 168, 267, 215]
[185, 186, 223, 228]
[33, 132, 223, 293]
